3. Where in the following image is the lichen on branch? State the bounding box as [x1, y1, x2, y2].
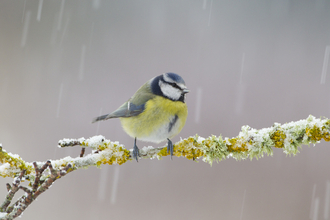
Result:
[58, 114, 330, 165]
[1, 115, 330, 179]
[0, 115, 330, 219]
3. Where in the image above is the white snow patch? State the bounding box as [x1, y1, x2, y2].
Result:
[86, 135, 105, 149]
[8, 152, 21, 159]
[58, 138, 77, 148]
[197, 136, 205, 143]
[0, 212, 7, 218]
[0, 163, 12, 175]
[141, 146, 154, 152]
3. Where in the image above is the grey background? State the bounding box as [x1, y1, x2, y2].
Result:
[1, 0, 330, 219]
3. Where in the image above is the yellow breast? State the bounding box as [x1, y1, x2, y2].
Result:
[120, 96, 188, 143]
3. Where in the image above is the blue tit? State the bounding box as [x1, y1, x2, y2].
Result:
[92, 72, 189, 162]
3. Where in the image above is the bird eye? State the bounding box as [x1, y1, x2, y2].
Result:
[168, 82, 182, 90]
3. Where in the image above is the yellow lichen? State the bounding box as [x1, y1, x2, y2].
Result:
[117, 148, 130, 165]
[156, 137, 205, 160]
[0, 148, 33, 177]
[225, 138, 249, 153]
[305, 124, 330, 142]
[306, 125, 323, 142]
[270, 129, 286, 148]
[174, 137, 205, 160]
[96, 146, 130, 166]
[323, 131, 330, 141]
[158, 147, 169, 157]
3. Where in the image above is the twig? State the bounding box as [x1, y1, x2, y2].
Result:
[58, 139, 82, 148]
[0, 161, 73, 220]
[80, 147, 85, 157]
[0, 170, 26, 213]
[31, 162, 40, 193]
[5, 184, 11, 192]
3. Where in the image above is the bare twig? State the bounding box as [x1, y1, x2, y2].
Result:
[18, 186, 31, 194]
[31, 162, 40, 193]
[0, 161, 73, 220]
[5, 184, 11, 192]
[80, 147, 85, 157]
[58, 139, 82, 148]
[33, 162, 72, 199]
[0, 170, 26, 213]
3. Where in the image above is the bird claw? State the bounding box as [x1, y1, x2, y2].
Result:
[167, 138, 173, 160]
[133, 138, 140, 162]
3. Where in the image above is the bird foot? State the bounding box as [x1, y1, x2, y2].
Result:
[133, 138, 140, 162]
[167, 138, 173, 160]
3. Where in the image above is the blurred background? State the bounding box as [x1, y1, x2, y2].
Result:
[1, 0, 330, 219]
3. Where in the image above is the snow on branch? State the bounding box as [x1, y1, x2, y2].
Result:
[0, 161, 72, 219]
[0, 115, 330, 219]
[1, 115, 330, 179]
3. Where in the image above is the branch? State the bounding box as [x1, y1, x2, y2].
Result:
[0, 170, 26, 213]
[0, 161, 72, 219]
[0, 115, 329, 219]
[58, 115, 330, 165]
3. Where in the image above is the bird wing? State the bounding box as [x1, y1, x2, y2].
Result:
[92, 83, 155, 123]
[108, 101, 145, 118]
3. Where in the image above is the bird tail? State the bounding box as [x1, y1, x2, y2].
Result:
[91, 114, 111, 123]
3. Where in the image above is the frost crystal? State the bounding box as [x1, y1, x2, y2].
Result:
[85, 135, 105, 149]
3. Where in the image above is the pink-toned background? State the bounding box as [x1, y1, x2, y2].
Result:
[1, 1, 330, 219]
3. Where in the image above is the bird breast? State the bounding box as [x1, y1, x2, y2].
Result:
[120, 96, 188, 143]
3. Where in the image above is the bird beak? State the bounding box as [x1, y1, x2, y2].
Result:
[183, 89, 189, 94]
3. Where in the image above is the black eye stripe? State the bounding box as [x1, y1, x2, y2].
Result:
[168, 82, 182, 90]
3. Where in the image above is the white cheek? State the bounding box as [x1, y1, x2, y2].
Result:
[159, 82, 181, 100]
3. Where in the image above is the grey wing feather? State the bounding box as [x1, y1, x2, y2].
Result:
[91, 102, 145, 123]
[91, 82, 155, 123]
[108, 102, 146, 118]
[91, 114, 108, 123]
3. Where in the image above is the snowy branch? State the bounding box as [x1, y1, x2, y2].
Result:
[0, 161, 72, 219]
[0, 115, 330, 219]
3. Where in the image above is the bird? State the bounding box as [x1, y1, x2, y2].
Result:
[92, 72, 189, 162]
